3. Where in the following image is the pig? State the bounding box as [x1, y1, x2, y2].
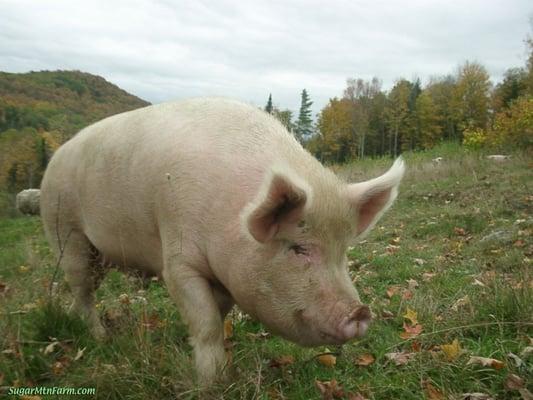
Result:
[40, 98, 405, 383]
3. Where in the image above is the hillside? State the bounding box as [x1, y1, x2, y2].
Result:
[0, 70, 150, 191]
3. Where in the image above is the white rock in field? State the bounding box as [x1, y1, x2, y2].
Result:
[16, 189, 40, 215]
[486, 155, 510, 161]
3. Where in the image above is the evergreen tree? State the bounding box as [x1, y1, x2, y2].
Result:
[265, 93, 273, 114]
[295, 89, 313, 141]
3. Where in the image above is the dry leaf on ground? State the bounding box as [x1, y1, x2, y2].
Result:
[73, 347, 86, 361]
[520, 346, 533, 357]
[403, 308, 418, 325]
[504, 373, 524, 390]
[422, 272, 437, 281]
[318, 353, 337, 367]
[315, 379, 344, 399]
[422, 380, 444, 400]
[451, 295, 470, 311]
[269, 355, 295, 368]
[385, 351, 415, 366]
[402, 290, 414, 300]
[386, 286, 400, 298]
[355, 353, 375, 366]
[441, 339, 461, 361]
[400, 323, 423, 339]
[467, 356, 505, 369]
[43, 341, 59, 355]
[507, 352, 523, 367]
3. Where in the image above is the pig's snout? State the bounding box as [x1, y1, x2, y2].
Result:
[336, 305, 371, 341]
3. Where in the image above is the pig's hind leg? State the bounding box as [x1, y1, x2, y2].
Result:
[57, 231, 107, 339]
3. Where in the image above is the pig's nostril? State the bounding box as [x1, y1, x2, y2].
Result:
[337, 305, 372, 341]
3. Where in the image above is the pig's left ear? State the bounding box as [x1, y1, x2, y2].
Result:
[346, 157, 405, 238]
[242, 166, 312, 243]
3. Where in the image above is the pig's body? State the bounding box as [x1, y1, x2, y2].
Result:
[41, 98, 404, 383]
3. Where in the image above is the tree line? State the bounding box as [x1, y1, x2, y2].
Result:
[266, 38, 532, 163]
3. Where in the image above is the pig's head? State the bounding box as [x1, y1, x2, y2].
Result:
[238, 158, 405, 346]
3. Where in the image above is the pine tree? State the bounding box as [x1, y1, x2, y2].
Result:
[265, 94, 273, 114]
[295, 89, 313, 142]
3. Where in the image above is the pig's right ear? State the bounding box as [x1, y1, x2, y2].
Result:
[241, 166, 312, 243]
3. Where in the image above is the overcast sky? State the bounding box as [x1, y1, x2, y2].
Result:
[1, 0, 531, 116]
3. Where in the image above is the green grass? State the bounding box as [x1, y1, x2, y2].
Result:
[1, 143, 532, 399]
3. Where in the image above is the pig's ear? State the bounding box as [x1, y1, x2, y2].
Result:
[347, 157, 405, 238]
[242, 166, 312, 243]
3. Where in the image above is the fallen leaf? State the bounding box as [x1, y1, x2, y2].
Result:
[118, 293, 130, 305]
[406, 279, 419, 290]
[386, 286, 400, 298]
[422, 272, 437, 281]
[441, 339, 461, 361]
[402, 290, 414, 300]
[318, 353, 337, 367]
[403, 308, 418, 325]
[43, 341, 59, 355]
[400, 323, 422, 339]
[355, 353, 375, 366]
[422, 380, 444, 400]
[224, 319, 233, 339]
[269, 355, 294, 368]
[451, 295, 470, 311]
[520, 346, 533, 357]
[414, 258, 426, 266]
[461, 393, 494, 400]
[472, 278, 486, 287]
[411, 341, 422, 352]
[74, 347, 86, 361]
[315, 379, 344, 399]
[385, 351, 415, 366]
[504, 373, 524, 390]
[507, 352, 523, 367]
[246, 331, 270, 340]
[454, 227, 466, 236]
[467, 356, 505, 369]
[381, 309, 395, 319]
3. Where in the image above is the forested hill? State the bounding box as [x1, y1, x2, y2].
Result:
[0, 70, 149, 137]
[0, 70, 150, 192]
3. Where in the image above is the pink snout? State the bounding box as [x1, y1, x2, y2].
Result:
[336, 305, 372, 342]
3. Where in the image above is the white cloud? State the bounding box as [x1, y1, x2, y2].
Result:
[0, 0, 531, 116]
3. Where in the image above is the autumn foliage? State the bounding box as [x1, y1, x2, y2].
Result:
[0, 70, 149, 192]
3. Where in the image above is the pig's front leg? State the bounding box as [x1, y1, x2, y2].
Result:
[162, 261, 226, 384]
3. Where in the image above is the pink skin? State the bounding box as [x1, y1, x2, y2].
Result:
[40, 99, 403, 384]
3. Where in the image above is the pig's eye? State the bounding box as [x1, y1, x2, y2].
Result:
[289, 244, 309, 256]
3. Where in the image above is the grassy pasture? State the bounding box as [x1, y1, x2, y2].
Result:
[0, 143, 531, 399]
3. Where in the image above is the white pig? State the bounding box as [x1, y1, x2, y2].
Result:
[40, 98, 405, 383]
